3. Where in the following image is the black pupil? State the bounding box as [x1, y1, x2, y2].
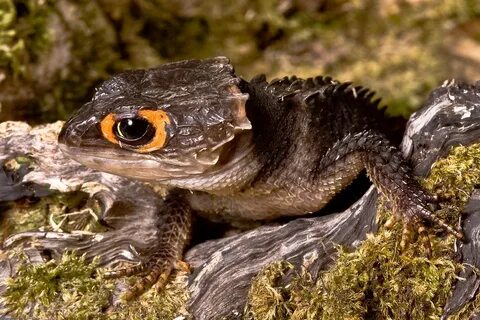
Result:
[114, 118, 153, 145]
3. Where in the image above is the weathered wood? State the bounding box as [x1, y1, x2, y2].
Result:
[1, 80, 480, 319]
[443, 190, 480, 318]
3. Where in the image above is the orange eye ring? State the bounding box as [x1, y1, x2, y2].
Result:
[99, 110, 171, 153]
[136, 109, 170, 153]
[100, 113, 118, 144]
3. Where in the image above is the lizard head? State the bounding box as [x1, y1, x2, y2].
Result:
[58, 57, 252, 181]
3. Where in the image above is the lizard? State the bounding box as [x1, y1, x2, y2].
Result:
[58, 56, 463, 301]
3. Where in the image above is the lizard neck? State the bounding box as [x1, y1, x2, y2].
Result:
[159, 130, 261, 193]
[159, 77, 293, 193]
[239, 77, 315, 183]
[239, 77, 285, 159]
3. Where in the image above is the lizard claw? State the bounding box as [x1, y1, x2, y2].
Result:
[388, 185, 464, 255]
[120, 259, 174, 302]
[423, 211, 464, 240]
[415, 220, 432, 257]
[174, 259, 191, 273]
[384, 214, 398, 230]
[102, 250, 178, 302]
[119, 258, 192, 301]
[104, 191, 192, 302]
[402, 190, 464, 240]
[103, 263, 145, 279]
[103, 249, 192, 302]
[398, 218, 432, 256]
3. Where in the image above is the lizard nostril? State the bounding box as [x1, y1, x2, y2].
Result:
[59, 113, 102, 148]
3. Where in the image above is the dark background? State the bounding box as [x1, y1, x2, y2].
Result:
[1, 0, 479, 123]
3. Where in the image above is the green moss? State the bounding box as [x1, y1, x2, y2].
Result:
[0, 0, 51, 77]
[4, 0, 480, 122]
[245, 261, 294, 320]
[246, 235, 459, 320]
[423, 143, 480, 204]
[39, 0, 120, 120]
[110, 271, 191, 320]
[2, 252, 191, 319]
[2, 252, 112, 319]
[245, 142, 480, 319]
[0, 190, 106, 240]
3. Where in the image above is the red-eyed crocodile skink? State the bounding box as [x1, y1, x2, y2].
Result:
[58, 56, 463, 301]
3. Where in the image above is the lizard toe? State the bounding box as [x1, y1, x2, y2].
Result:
[384, 214, 398, 230]
[399, 221, 414, 251]
[403, 196, 463, 240]
[398, 217, 432, 256]
[119, 258, 174, 302]
[392, 187, 464, 254]
[414, 219, 432, 257]
[103, 262, 145, 279]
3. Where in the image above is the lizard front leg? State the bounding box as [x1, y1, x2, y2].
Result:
[104, 189, 192, 301]
[315, 130, 463, 251]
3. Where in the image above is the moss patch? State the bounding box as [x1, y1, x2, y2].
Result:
[0, 0, 51, 77]
[0, 190, 107, 241]
[245, 143, 480, 319]
[2, 253, 112, 319]
[1, 251, 191, 320]
[110, 271, 191, 320]
[423, 143, 480, 204]
[245, 261, 294, 320]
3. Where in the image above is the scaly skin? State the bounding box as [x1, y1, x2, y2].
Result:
[58, 57, 463, 300]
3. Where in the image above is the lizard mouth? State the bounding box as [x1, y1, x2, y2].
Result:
[59, 143, 222, 181]
[59, 128, 248, 182]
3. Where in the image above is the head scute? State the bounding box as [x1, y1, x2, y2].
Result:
[135, 57, 252, 151]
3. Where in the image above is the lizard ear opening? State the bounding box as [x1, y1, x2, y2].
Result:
[227, 85, 251, 132]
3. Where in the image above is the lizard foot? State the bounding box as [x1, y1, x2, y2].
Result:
[384, 187, 464, 255]
[120, 259, 173, 302]
[105, 190, 192, 302]
[385, 214, 432, 255]
[104, 254, 190, 302]
[397, 218, 432, 256]
[403, 191, 463, 238]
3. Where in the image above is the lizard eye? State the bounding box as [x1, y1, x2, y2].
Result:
[100, 110, 171, 153]
[114, 118, 154, 146]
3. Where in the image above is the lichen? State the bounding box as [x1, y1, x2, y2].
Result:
[245, 142, 480, 320]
